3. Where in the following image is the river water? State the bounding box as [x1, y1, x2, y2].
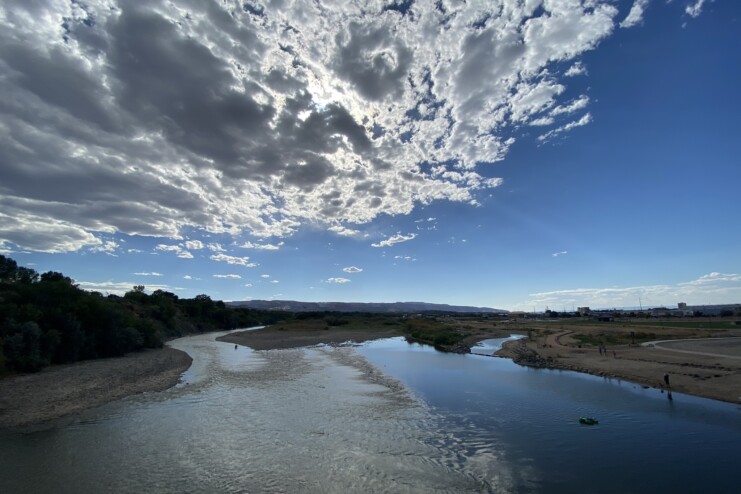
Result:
[1, 330, 740, 493]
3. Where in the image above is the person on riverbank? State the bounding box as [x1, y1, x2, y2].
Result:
[664, 373, 670, 388]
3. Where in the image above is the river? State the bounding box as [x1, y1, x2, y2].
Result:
[1, 330, 740, 493]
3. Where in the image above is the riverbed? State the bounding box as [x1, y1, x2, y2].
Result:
[1, 331, 740, 493]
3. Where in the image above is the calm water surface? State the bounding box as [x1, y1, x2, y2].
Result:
[1, 331, 740, 493]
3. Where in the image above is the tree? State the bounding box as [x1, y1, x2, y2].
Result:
[40, 271, 74, 284]
[0, 255, 39, 284]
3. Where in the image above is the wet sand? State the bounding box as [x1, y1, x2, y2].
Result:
[496, 331, 741, 404]
[0, 347, 192, 430]
[218, 325, 404, 350]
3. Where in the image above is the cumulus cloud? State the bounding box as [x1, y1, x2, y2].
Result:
[240, 241, 283, 250]
[0, 0, 635, 252]
[156, 243, 194, 259]
[621, 0, 650, 29]
[564, 61, 587, 77]
[371, 233, 417, 248]
[90, 240, 119, 256]
[685, 0, 707, 18]
[213, 274, 241, 279]
[184, 240, 205, 250]
[327, 225, 362, 237]
[342, 266, 363, 273]
[210, 253, 257, 268]
[326, 277, 351, 284]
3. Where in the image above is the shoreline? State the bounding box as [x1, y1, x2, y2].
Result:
[217, 324, 405, 350]
[225, 324, 741, 406]
[4, 321, 739, 430]
[0, 347, 192, 430]
[493, 333, 741, 405]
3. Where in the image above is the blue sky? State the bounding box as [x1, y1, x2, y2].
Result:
[1, 0, 739, 311]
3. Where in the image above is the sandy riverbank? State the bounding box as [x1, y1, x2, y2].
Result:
[495, 331, 741, 404]
[218, 324, 404, 349]
[0, 347, 192, 430]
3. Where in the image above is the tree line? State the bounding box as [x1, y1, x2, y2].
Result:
[0, 255, 285, 373]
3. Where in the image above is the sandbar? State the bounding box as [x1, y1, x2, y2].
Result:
[0, 347, 192, 430]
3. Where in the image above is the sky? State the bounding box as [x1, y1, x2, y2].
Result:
[1, 0, 739, 311]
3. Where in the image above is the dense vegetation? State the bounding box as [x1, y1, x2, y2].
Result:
[0, 255, 286, 373]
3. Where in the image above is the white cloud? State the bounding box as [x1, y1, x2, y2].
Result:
[685, 0, 707, 18]
[185, 240, 205, 250]
[552, 251, 568, 257]
[213, 274, 241, 279]
[0, 0, 639, 252]
[538, 113, 593, 142]
[210, 253, 257, 268]
[261, 274, 270, 278]
[133, 272, 163, 276]
[621, 0, 650, 28]
[514, 272, 741, 311]
[240, 241, 283, 250]
[90, 240, 119, 256]
[328, 225, 362, 237]
[244, 283, 253, 287]
[342, 266, 363, 273]
[208, 243, 226, 252]
[550, 96, 590, 117]
[183, 275, 193, 280]
[156, 244, 181, 252]
[564, 61, 587, 77]
[371, 233, 417, 248]
[177, 250, 194, 259]
[326, 277, 351, 284]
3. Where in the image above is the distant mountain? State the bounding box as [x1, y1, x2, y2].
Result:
[227, 300, 507, 314]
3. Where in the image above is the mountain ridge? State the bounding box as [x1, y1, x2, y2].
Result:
[227, 299, 507, 314]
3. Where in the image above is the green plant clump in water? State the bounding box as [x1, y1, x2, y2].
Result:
[403, 319, 465, 349]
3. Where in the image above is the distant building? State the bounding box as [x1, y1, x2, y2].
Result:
[678, 302, 687, 309]
[577, 307, 591, 316]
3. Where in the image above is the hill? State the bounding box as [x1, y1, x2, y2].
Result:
[227, 299, 507, 314]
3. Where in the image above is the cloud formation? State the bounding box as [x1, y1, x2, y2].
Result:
[210, 253, 257, 268]
[342, 266, 363, 273]
[326, 277, 351, 284]
[517, 272, 741, 310]
[0, 0, 631, 252]
[685, 0, 707, 18]
[621, 0, 649, 28]
[372, 233, 417, 248]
